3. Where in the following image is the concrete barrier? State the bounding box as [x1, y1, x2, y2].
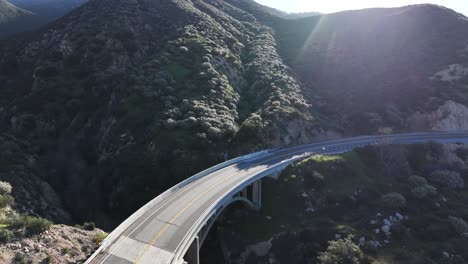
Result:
[87, 132, 468, 263]
[170, 154, 307, 264]
[85, 148, 275, 263]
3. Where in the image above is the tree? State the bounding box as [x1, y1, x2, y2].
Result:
[318, 237, 364, 264]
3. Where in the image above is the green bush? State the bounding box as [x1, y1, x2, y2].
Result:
[309, 171, 326, 188]
[448, 216, 468, 237]
[411, 185, 437, 199]
[0, 228, 13, 243]
[24, 216, 52, 235]
[381, 192, 406, 208]
[95, 231, 108, 245]
[318, 237, 364, 264]
[0, 181, 12, 195]
[429, 170, 464, 189]
[12, 215, 52, 235]
[407, 175, 428, 188]
[0, 194, 14, 208]
[82, 221, 96, 231]
[13, 252, 30, 264]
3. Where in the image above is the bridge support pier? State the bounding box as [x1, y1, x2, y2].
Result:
[237, 179, 262, 210]
[251, 180, 262, 210]
[184, 236, 200, 264]
[184, 180, 263, 263]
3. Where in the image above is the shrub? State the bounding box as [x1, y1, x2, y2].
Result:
[411, 185, 437, 199]
[82, 221, 96, 231]
[43, 255, 54, 264]
[407, 175, 428, 188]
[309, 171, 325, 188]
[0, 181, 12, 195]
[317, 237, 364, 264]
[448, 216, 468, 237]
[95, 231, 108, 245]
[13, 252, 29, 264]
[0, 228, 13, 243]
[381, 192, 406, 208]
[12, 215, 52, 235]
[0, 194, 14, 208]
[429, 170, 464, 189]
[23, 216, 52, 235]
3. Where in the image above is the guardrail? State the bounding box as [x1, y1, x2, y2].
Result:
[87, 132, 468, 263]
[85, 148, 276, 263]
[170, 153, 310, 264]
[169, 132, 468, 263]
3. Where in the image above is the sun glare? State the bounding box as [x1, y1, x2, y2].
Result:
[255, 0, 468, 16]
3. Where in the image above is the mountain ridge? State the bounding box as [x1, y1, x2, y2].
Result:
[0, 0, 467, 229]
[0, 0, 324, 228]
[0, 0, 36, 37]
[0, 0, 88, 38]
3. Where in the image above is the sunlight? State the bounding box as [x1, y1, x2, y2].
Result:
[255, 0, 468, 16]
[296, 15, 326, 63]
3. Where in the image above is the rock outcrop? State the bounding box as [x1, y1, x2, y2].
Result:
[0, 225, 102, 264]
[408, 100, 468, 131]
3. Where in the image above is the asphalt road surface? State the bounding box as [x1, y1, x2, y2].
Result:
[87, 132, 468, 264]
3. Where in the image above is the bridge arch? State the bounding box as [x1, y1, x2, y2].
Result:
[183, 180, 263, 264]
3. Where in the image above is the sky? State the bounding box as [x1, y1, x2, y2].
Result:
[254, 0, 468, 16]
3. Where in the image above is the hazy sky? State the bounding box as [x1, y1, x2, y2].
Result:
[254, 0, 468, 16]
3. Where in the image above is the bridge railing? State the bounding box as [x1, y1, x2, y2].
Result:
[87, 131, 468, 263]
[169, 153, 311, 264]
[85, 148, 276, 263]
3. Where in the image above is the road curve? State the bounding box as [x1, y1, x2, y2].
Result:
[86, 132, 468, 264]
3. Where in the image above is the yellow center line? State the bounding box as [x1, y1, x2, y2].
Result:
[133, 168, 245, 264]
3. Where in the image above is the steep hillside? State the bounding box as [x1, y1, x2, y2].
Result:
[0, 179, 102, 263]
[205, 143, 468, 263]
[276, 4, 468, 134]
[8, 0, 88, 21]
[0, 0, 28, 22]
[0, 0, 34, 37]
[0, 0, 468, 232]
[0, 0, 87, 38]
[0, 0, 324, 228]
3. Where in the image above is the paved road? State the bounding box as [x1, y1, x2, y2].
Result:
[86, 132, 468, 264]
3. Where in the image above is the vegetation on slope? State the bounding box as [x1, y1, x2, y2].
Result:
[0, 0, 329, 228]
[207, 143, 468, 263]
[0, 0, 468, 234]
[0, 0, 36, 37]
[0, 0, 88, 38]
[0, 0, 29, 23]
[275, 5, 468, 134]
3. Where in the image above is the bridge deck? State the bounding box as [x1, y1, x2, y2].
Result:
[87, 132, 468, 264]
